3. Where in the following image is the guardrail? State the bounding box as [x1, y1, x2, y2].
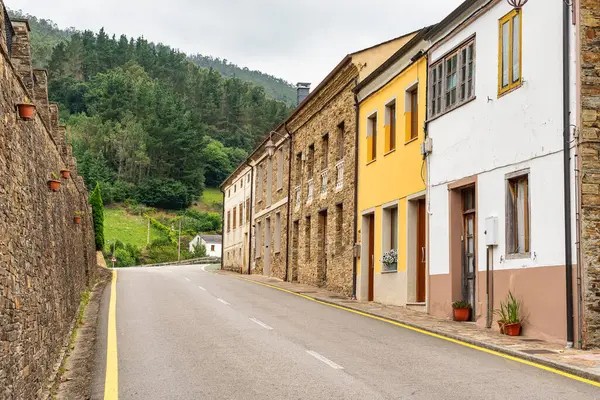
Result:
[127, 257, 221, 268]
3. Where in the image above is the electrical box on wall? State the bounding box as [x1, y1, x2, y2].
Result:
[485, 216, 498, 246]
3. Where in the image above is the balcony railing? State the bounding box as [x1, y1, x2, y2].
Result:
[320, 169, 328, 198]
[335, 159, 344, 191]
[295, 185, 301, 211]
[307, 179, 314, 204]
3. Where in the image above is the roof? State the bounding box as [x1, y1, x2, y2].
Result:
[349, 28, 422, 56]
[200, 235, 222, 244]
[425, 0, 479, 39]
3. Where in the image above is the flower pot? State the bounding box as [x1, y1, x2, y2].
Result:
[47, 180, 61, 192]
[60, 170, 71, 179]
[497, 321, 506, 334]
[453, 307, 471, 322]
[74, 216, 82, 224]
[504, 323, 521, 336]
[17, 103, 36, 120]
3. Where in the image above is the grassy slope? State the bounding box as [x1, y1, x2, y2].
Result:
[193, 187, 223, 212]
[104, 207, 166, 249]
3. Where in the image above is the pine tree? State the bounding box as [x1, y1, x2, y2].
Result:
[89, 183, 105, 250]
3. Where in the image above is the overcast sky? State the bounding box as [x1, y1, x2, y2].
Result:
[6, 0, 464, 87]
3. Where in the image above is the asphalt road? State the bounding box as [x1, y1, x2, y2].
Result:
[92, 265, 600, 399]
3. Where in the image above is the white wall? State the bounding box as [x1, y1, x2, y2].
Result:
[428, 0, 577, 275]
[223, 166, 252, 268]
[204, 241, 222, 258]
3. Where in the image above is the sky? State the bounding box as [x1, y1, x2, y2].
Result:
[5, 0, 464, 88]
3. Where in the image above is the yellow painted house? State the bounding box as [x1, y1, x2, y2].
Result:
[355, 28, 432, 308]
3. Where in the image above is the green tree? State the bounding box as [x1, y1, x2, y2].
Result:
[89, 183, 105, 250]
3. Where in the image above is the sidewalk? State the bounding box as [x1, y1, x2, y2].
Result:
[219, 270, 600, 384]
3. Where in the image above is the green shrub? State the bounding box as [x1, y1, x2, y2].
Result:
[89, 183, 105, 250]
[190, 242, 207, 258]
[114, 247, 135, 267]
[135, 178, 191, 209]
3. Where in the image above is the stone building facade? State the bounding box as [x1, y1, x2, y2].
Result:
[250, 130, 291, 280]
[221, 165, 251, 273]
[579, 0, 600, 348]
[0, 5, 97, 398]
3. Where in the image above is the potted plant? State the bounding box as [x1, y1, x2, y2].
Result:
[452, 300, 472, 322]
[496, 291, 522, 336]
[381, 249, 398, 272]
[60, 169, 71, 179]
[16, 101, 36, 120]
[47, 172, 61, 192]
[74, 211, 82, 224]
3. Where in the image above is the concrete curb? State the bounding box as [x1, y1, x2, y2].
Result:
[310, 295, 600, 384]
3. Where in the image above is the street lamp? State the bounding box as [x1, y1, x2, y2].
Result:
[506, 0, 528, 8]
[265, 131, 288, 158]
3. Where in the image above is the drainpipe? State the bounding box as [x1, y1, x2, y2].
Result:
[352, 77, 360, 300]
[423, 54, 432, 314]
[284, 123, 293, 282]
[245, 160, 255, 275]
[220, 187, 225, 271]
[562, 0, 574, 348]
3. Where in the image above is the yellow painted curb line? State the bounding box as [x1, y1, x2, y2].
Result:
[104, 270, 119, 399]
[234, 275, 600, 388]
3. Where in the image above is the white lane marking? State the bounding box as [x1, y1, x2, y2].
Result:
[201, 265, 208, 272]
[184, 277, 191, 282]
[217, 298, 230, 305]
[198, 286, 206, 291]
[306, 350, 344, 370]
[250, 318, 273, 330]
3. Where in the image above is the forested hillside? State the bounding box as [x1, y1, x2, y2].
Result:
[23, 24, 291, 209]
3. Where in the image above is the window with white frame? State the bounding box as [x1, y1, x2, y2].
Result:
[506, 170, 529, 257]
[255, 220, 262, 258]
[381, 205, 398, 273]
[274, 212, 281, 253]
[429, 38, 475, 118]
[257, 165, 263, 202]
[277, 148, 284, 190]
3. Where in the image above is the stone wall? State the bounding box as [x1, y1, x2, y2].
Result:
[288, 61, 358, 296]
[580, 0, 600, 348]
[0, 7, 98, 398]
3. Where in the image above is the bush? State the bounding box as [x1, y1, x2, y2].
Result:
[135, 178, 191, 209]
[89, 183, 105, 250]
[190, 242, 207, 258]
[114, 247, 135, 267]
[180, 209, 222, 233]
[145, 239, 179, 264]
[101, 180, 135, 204]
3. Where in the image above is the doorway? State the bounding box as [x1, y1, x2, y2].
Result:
[368, 214, 375, 301]
[462, 186, 476, 318]
[318, 210, 328, 286]
[292, 220, 299, 282]
[264, 217, 271, 276]
[416, 199, 426, 302]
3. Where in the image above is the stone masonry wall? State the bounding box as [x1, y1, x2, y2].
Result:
[252, 135, 290, 280]
[0, 7, 97, 398]
[288, 61, 358, 296]
[580, 0, 600, 348]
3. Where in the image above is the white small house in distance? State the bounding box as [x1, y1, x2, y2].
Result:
[189, 235, 222, 258]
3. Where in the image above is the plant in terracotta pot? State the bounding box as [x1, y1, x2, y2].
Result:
[47, 172, 61, 192]
[452, 300, 472, 322]
[74, 211, 83, 224]
[16, 101, 36, 120]
[496, 291, 522, 336]
[381, 249, 398, 273]
[60, 169, 71, 179]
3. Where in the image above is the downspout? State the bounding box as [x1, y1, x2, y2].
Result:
[563, 0, 574, 348]
[352, 77, 360, 299]
[245, 160, 255, 275]
[423, 54, 432, 314]
[220, 188, 225, 271]
[284, 123, 293, 282]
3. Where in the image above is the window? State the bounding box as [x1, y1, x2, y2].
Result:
[367, 113, 377, 162]
[233, 207, 237, 230]
[335, 203, 343, 254]
[228, 190, 231, 198]
[227, 210, 231, 232]
[247, 175, 250, 183]
[385, 101, 396, 152]
[257, 165, 263, 202]
[267, 157, 273, 206]
[274, 212, 281, 253]
[404, 86, 419, 142]
[246, 198, 250, 222]
[506, 172, 529, 256]
[322, 134, 329, 169]
[255, 221, 262, 258]
[277, 148, 284, 190]
[308, 145, 315, 179]
[234, 183, 236, 193]
[429, 39, 475, 118]
[296, 152, 303, 184]
[305, 216, 311, 262]
[337, 122, 345, 160]
[382, 205, 398, 273]
[499, 10, 522, 95]
[239, 203, 243, 226]
[211, 245, 215, 252]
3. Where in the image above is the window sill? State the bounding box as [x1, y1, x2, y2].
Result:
[505, 252, 530, 260]
[498, 82, 523, 99]
[381, 269, 398, 274]
[384, 149, 396, 157]
[404, 137, 418, 146]
[275, 250, 281, 254]
[277, 187, 283, 192]
[366, 159, 376, 166]
[426, 96, 477, 124]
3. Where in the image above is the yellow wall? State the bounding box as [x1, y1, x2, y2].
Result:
[357, 58, 427, 274]
[352, 33, 417, 82]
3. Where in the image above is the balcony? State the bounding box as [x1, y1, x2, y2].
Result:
[295, 185, 301, 211]
[307, 179, 314, 204]
[320, 169, 328, 198]
[335, 159, 344, 191]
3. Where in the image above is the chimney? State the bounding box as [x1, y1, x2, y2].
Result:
[10, 19, 33, 92]
[296, 82, 311, 106]
[32, 69, 50, 126]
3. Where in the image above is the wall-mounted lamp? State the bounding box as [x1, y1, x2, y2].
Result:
[507, 0, 528, 8]
[265, 130, 287, 157]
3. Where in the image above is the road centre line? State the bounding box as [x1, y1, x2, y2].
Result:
[198, 286, 206, 291]
[217, 298, 230, 305]
[250, 318, 273, 330]
[306, 350, 344, 370]
[184, 277, 190, 282]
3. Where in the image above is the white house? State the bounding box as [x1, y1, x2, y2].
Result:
[425, 0, 577, 345]
[189, 235, 222, 258]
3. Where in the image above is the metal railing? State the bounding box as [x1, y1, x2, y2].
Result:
[321, 169, 328, 198]
[307, 179, 314, 204]
[335, 159, 344, 191]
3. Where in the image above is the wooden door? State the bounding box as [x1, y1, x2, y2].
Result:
[368, 214, 375, 301]
[416, 200, 426, 302]
[292, 221, 299, 282]
[462, 187, 476, 318]
[264, 218, 271, 276]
